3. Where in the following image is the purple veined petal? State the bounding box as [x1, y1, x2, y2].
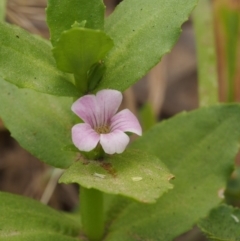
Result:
[72, 123, 100, 152]
[71, 95, 100, 128]
[96, 89, 122, 126]
[100, 130, 130, 154]
[110, 109, 142, 136]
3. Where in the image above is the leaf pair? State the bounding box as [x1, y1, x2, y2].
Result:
[52, 26, 114, 94]
[0, 0, 199, 96]
[0, 0, 112, 97]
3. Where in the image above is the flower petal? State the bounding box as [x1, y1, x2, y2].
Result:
[71, 95, 99, 128]
[72, 123, 100, 152]
[96, 89, 122, 125]
[110, 109, 142, 136]
[100, 130, 130, 154]
[71, 90, 123, 128]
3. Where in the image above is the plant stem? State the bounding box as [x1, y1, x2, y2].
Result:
[193, 0, 218, 106]
[80, 186, 104, 241]
[82, 144, 105, 160]
[213, 0, 240, 102]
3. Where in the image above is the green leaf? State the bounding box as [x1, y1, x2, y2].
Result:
[198, 205, 240, 241]
[60, 149, 173, 203]
[0, 191, 81, 241]
[0, 22, 79, 97]
[52, 27, 113, 93]
[193, 0, 218, 106]
[46, 0, 105, 46]
[0, 78, 77, 169]
[103, 104, 240, 240]
[97, 0, 199, 91]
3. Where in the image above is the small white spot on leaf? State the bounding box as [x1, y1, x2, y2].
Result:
[218, 188, 225, 199]
[231, 214, 239, 223]
[93, 173, 106, 179]
[132, 177, 143, 181]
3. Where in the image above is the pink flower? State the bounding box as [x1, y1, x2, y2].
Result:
[71, 89, 142, 155]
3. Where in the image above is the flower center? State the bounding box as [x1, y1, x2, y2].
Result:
[95, 125, 110, 134]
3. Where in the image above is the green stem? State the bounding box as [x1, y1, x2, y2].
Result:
[223, 7, 239, 102]
[192, 0, 218, 107]
[82, 144, 105, 160]
[80, 187, 104, 241]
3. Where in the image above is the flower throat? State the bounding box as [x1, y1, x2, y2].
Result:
[95, 125, 110, 134]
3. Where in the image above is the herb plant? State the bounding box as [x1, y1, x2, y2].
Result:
[0, 0, 240, 241]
